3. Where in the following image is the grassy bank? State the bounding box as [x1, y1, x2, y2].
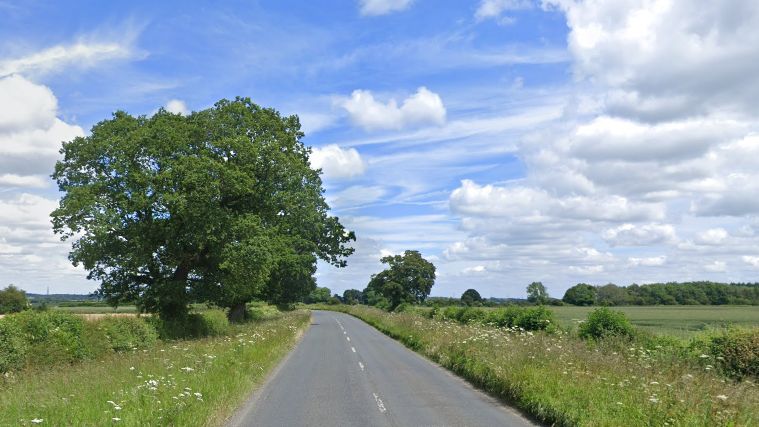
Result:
[323, 305, 758, 426]
[0, 310, 310, 426]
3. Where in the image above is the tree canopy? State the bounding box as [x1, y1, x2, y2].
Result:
[52, 98, 355, 319]
[364, 250, 436, 310]
[562, 283, 597, 306]
[461, 288, 482, 306]
[526, 282, 549, 305]
[0, 285, 28, 314]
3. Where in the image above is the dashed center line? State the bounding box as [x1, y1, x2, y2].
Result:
[372, 393, 387, 413]
[358, 361, 365, 371]
[346, 336, 350, 342]
[351, 346, 356, 353]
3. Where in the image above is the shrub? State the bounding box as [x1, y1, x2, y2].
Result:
[393, 302, 411, 313]
[579, 307, 635, 340]
[458, 307, 486, 324]
[709, 327, 759, 379]
[0, 320, 26, 373]
[6, 311, 88, 365]
[515, 306, 554, 331]
[97, 317, 158, 351]
[485, 306, 522, 328]
[151, 310, 230, 340]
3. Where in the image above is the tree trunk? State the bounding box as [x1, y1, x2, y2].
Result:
[158, 261, 191, 321]
[228, 302, 248, 323]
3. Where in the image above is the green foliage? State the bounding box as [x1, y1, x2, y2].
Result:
[96, 317, 158, 351]
[342, 289, 363, 304]
[0, 320, 26, 373]
[515, 306, 554, 331]
[150, 309, 231, 340]
[51, 98, 355, 320]
[0, 285, 28, 314]
[708, 327, 759, 379]
[364, 250, 436, 310]
[526, 282, 549, 305]
[460, 288, 482, 306]
[4, 311, 88, 365]
[562, 283, 598, 306]
[304, 286, 331, 304]
[579, 307, 635, 340]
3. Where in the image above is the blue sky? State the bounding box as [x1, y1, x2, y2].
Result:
[3, 0, 759, 298]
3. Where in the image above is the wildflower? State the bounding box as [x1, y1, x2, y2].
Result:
[129, 367, 135, 371]
[31, 419, 43, 424]
[616, 402, 623, 405]
[650, 381, 659, 385]
[194, 392, 202, 398]
[649, 397, 659, 403]
[716, 395, 728, 401]
[699, 354, 710, 359]
[112, 418, 121, 422]
[181, 367, 194, 372]
[113, 406, 122, 411]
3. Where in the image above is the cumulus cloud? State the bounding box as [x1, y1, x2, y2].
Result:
[742, 256, 759, 268]
[602, 223, 677, 246]
[358, 0, 413, 16]
[341, 87, 446, 131]
[0, 75, 83, 183]
[310, 144, 366, 179]
[628, 256, 666, 267]
[164, 99, 188, 115]
[695, 228, 729, 245]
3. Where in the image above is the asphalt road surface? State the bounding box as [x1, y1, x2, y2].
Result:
[228, 310, 536, 427]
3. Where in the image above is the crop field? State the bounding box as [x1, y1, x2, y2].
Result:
[549, 305, 759, 338]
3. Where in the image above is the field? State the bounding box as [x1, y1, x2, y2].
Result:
[550, 305, 759, 338]
[53, 305, 139, 314]
[0, 310, 310, 426]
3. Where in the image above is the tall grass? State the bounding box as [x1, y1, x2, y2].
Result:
[0, 310, 310, 426]
[325, 305, 758, 426]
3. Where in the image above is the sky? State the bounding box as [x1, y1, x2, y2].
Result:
[2, 0, 759, 299]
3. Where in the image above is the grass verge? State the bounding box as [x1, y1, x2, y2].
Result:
[0, 310, 310, 426]
[320, 305, 758, 426]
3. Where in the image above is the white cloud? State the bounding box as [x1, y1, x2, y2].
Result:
[602, 223, 676, 246]
[462, 265, 487, 274]
[742, 256, 759, 268]
[0, 40, 136, 78]
[704, 261, 727, 273]
[341, 87, 446, 131]
[0, 75, 83, 180]
[695, 228, 728, 245]
[164, 99, 188, 115]
[475, 0, 533, 21]
[310, 144, 366, 179]
[568, 265, 604, 274]
[358, 0, 413, 16]
[628, 256, 666, 267]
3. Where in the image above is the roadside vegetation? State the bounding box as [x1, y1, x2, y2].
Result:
[321, 304, 758, 426]
[0, 306, 309, 426]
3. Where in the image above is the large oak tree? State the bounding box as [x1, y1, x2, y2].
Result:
[52, 98, 354, 320]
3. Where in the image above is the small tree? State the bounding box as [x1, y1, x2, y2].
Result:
[305, 287, 331, 304]
[562, 283, 597, 306]
[0, 285, 28, 314]
[342, 289, 363, 305]
[365, 250, 436, 310]
[526, 282, 549, 305]
[460, 288, 482, 306]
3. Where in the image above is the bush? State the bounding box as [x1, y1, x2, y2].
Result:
[579, 307, 635, 340]
[6, 311, 88, 365]
[515, 306, 554, 331]
[458, 307, 486, 324]
[709, 327, 759, 379]
[0, 320, 26, 373]
[97, 317, 158, 351]
[393, 302, 411, 313]
[151, 310, 230, 340]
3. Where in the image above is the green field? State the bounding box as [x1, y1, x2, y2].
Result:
[550, 305, 759, 338]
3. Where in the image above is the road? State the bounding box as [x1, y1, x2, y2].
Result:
[228, 310, 536, 427]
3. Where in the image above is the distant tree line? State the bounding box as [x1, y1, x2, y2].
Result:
[562, 282, 759, 306]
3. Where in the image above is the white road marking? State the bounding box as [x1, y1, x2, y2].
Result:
[346, 336, 350, 342]
[358, 361, 365, 371]
[373, 393, 387, 413]
[343, 331, 347, 335]
[351, 346, 356, 353]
